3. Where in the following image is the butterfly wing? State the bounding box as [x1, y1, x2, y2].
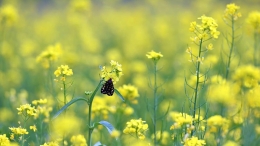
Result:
[101, 78, 114, 96]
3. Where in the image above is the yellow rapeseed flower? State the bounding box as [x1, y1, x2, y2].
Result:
[0, 134, 10, 146]
[183, 136, 206, 146]
[32, 98, 48, 105]
[9, 127, 28, 135]
[146, 50, 163, 61]
[51, 114, 82, 136]
[207, 115, 229, 134]
[0, 5, 18, 26]
[223, 141, 240, 146]
[40, 141, 60, 146]
[246, 11, 260, 33]
[118, 84, 139, 104]
[17, 104, 37, 117]
[30, 125, 37, 132]
[86, 96, 110, 119]
[36, 43, 62, 68]
[123, 118, 148, 140]
[190, 15, 220, 39]
[189, 22, 197, 32]
[54, 65, 73, 81]
[232, 65, 260, 88]
[247, 85, 260, 108]
[100, 60, 123, 84]
[35, 105, 53, 122]
[70, 0, 91, 13]
[111, 130, 120, 138]
[224, 3, 242, 20]
[169, 112, 193, 127]
[70, 134, 87, 146]
[197, 57, 204, 64]
[206, 43, 214, 50]
[123, 106, 134, 115]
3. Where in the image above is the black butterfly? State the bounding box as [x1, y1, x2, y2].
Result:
[101, 78, 114, 96]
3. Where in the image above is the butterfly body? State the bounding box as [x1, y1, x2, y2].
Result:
[101, 78, 114, 96]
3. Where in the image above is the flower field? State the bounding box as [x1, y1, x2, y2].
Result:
[0, 0, 260, 145]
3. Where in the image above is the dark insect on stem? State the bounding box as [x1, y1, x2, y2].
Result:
[101, 78, 114, 96]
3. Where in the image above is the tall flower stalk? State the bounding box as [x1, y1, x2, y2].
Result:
[146, 50, 163, 146]
[11, 104, 37, 146]
[53, 65, 73, 145]
[246, 11, 260, 66]
[223, 3, 242, 79]
[54, 65, 73, 109]
[187, 15, 220, 137]
[37, 43, 62, 100]
[87, 60, 123, 145]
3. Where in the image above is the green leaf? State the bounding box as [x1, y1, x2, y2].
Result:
[93, 141, 103, 146]
[97, 120, 115, 134]
[89, 80, 103, 106]
[114, 89, 125, 102]
[52, 97, 88, 120]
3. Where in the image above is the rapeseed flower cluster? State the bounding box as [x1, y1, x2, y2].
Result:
[169, 112, 193, 129]
[169, 112, 205, 141]
[187, 15, 219, 65]
[17, 104, 37, 118]
[189, 15, 220, 40]
[169, 112, 197, 135]
[70, 0, 91, 13]
[118, 84, 139, 104]
[223, 141, 240, 146]
[110, 130, 121, 139]
[224, 3, 242, 20]
[100, 60, 123, 84]
[207, 76, 237, 105]
[207, 115, 229, 134]
[123, 118, 149, 140]
[247, 11, 260, 33]
[91, 103, 110, 119]
[32, 98, 48, 105]
[40, 141, 59, 146]
[51, 114, 82, 140]
[36, 43, 62, 68]
[54, 65, 73, 81]
[0, 5, 18, 26]
[0, 134, 18, 146]
[9, 126, 28, 135]
[146, 50, 163, 61]
[246, 85, 260, 108]
[0, 134, 10, 146]
[232, 65, 260, 89]
[30, 125, 37, 132]
[183, 136, 206, 146]
[32, 98, 53, 122]
[70, 134, 87, 146]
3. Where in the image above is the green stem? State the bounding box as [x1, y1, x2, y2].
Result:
[225, 17, 235, 80]
[254, 31, 258, 66]
[21, 116, 29, 146]
[191, 38, 203, 136]
[153, 61, 158, 146]
[88, 80, 103, 146]
[62, 76, 67, 146]
[63, 79, 67, 108]
[49, 61, 56, 98]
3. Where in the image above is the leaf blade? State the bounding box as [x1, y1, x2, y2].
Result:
[52, 97, 88, 120]
[114, 89, 125, 102]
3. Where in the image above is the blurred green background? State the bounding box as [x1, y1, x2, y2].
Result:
[0, 0, 259, 145]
